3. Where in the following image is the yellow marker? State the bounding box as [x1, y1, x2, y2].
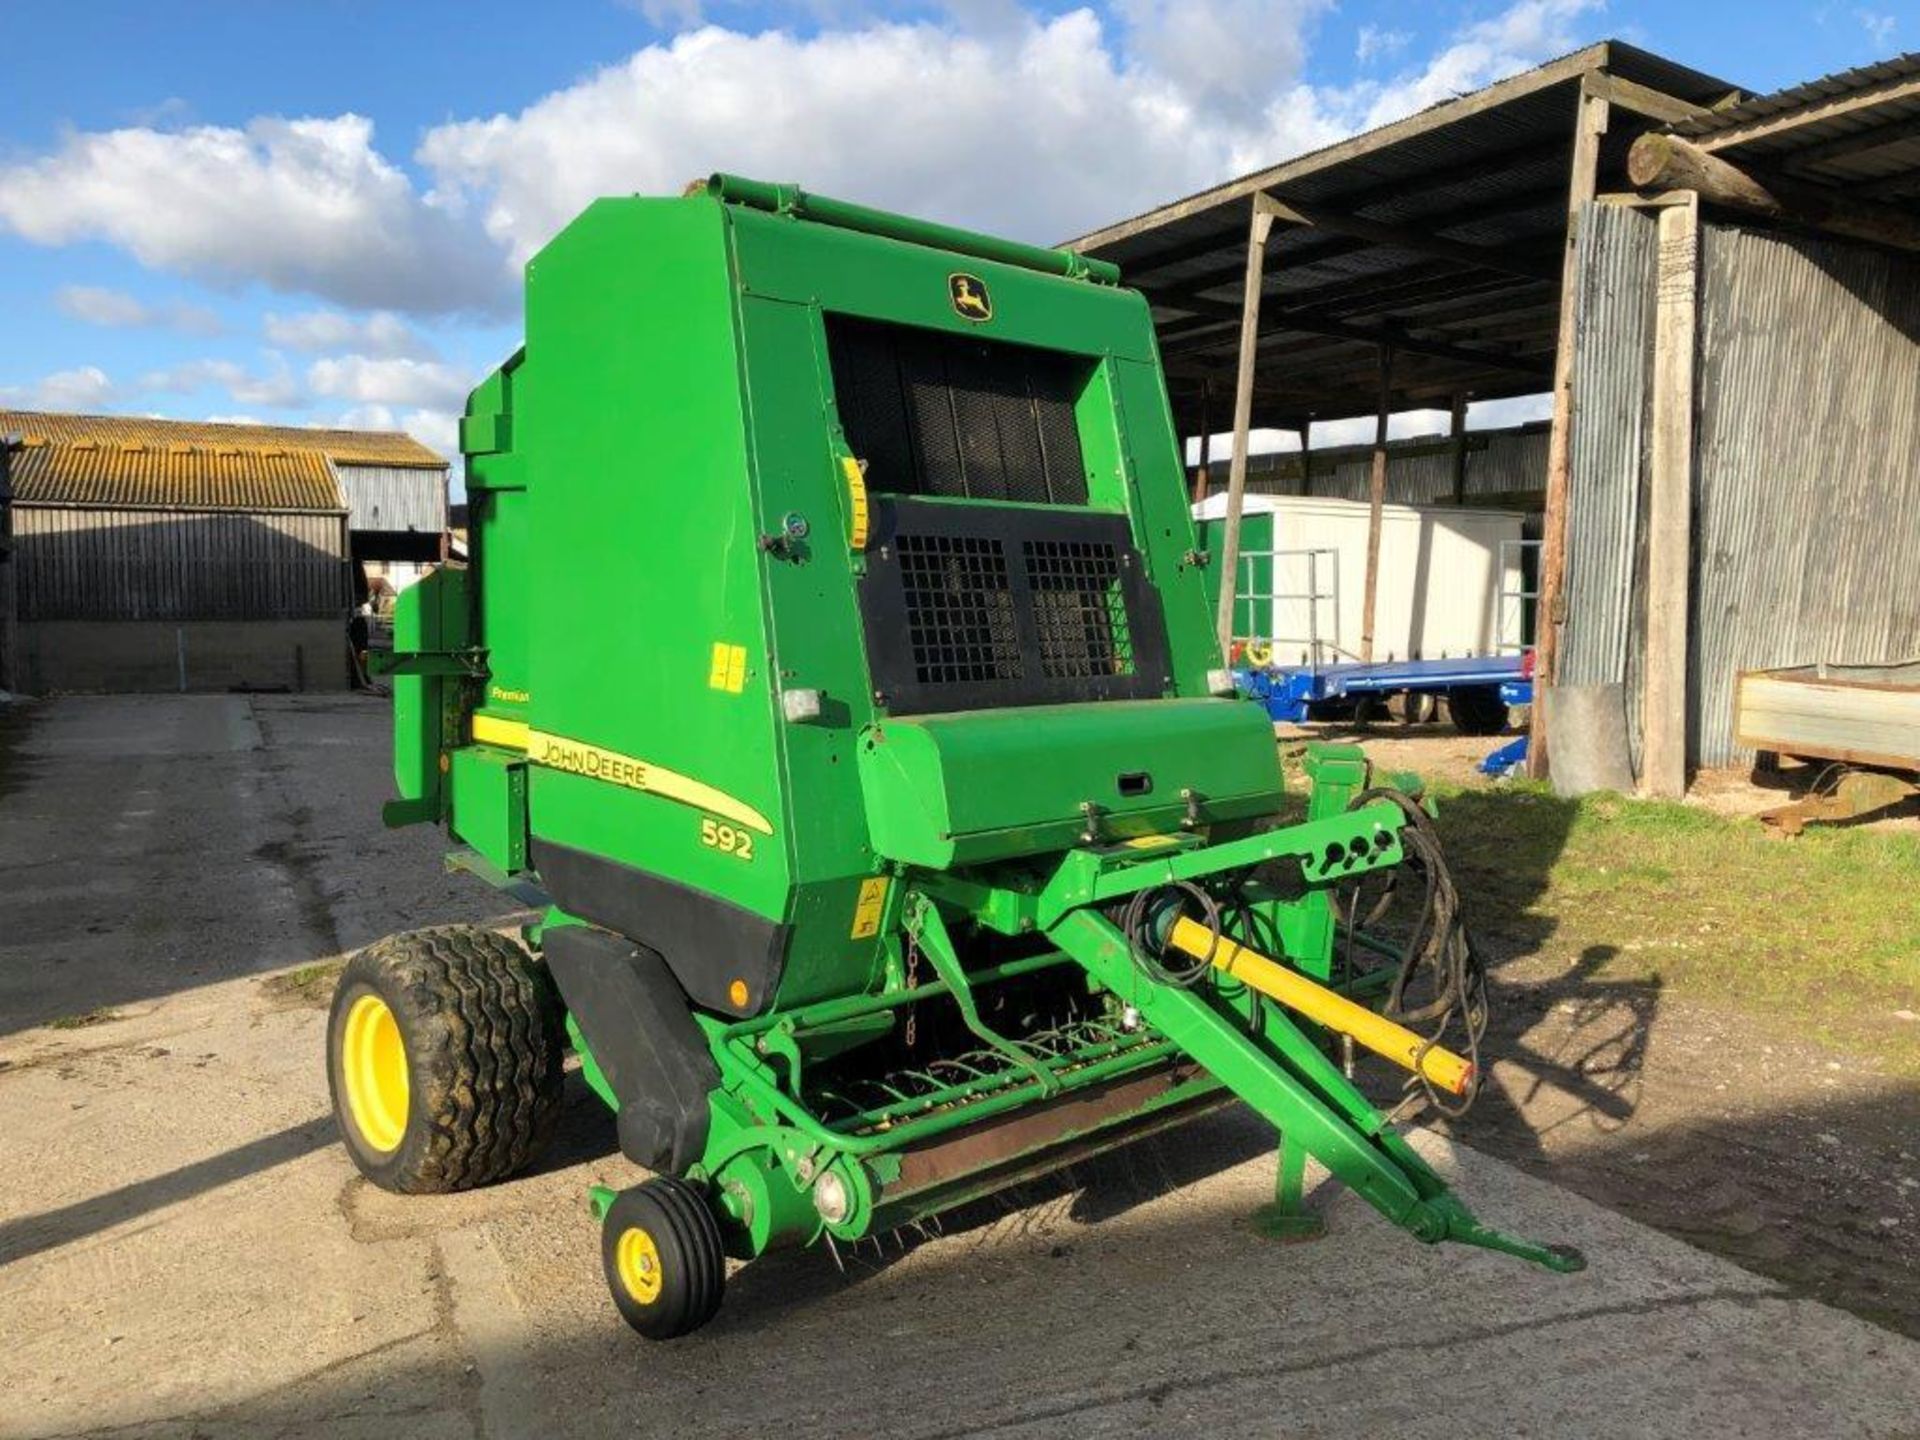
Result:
[849, 876, 890, 939]
[471, 713, 530, 750]
[841, 455, 870, 550]
[708, 642, 747, 694]
[1166, 916, 1475, 1097]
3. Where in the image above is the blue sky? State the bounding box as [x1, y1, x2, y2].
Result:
[0, 1, 1906, 460]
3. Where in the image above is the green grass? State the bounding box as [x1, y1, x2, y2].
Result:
[1426, 778, 1920, 1073]
[260, 960, 344, 1008]
[47, 1007, 122, 1030]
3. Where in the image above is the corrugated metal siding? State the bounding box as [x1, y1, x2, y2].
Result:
[335, 463, 448, 534]
[12, 506, 347, 621]
[1215, 425, 1549, 505]
[1690, 221, 1920, 766]
[9, 442, 343, 512]
[1561, 202, 1658, 771]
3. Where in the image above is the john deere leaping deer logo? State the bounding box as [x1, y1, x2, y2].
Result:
[949, 273, 993, 322]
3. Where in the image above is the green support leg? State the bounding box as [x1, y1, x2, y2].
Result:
[1252, 1131, 1327, 1242]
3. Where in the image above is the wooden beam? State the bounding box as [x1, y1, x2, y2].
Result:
[1780, 111, 1920, 171]
[1530, 79, 1611, 778]
[1262, 195, 1559, 281]
[1214, 200, 1277, 660]
[1359, 346, 1395, 662]
[1642, 196, 1698, 800]
[1449, 393, 1470, 503]
[1586, 71, 1714, 125]
[1688, 70, 1920, 156]
[1193, 382, 1214, 504]
[1628, 132, 1920, 254]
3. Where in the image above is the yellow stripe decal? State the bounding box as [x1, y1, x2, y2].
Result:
[525, 728, 773, 836]
[471, 714, 530, 750]
[841, 455, 870, 550]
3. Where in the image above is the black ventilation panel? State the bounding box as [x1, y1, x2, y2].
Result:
[826, 314, 1091, 507]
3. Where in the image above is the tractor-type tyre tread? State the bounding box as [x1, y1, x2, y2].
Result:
[328, 925, 565, 1194]
[1447, 685, 1510, 737]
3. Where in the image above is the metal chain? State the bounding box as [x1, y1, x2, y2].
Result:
[903, 936, 922, 1048]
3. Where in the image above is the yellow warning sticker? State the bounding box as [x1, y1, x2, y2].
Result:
[850, 876, 890, 939]
[708, 642, 747, 694]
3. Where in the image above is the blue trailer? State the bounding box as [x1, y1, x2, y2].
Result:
[1235, 653, 1531, 733]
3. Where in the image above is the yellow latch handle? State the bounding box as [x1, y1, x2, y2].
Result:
[1166, 916, 1475, 1097]
[840, 455, 870, 550]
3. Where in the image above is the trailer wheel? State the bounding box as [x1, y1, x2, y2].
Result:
[601, 1178, 727, 1339]
[1447, 685, 1510, 736]
[327, 926, 564, 1193]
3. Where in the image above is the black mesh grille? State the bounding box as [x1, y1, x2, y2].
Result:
[897, 534, 1023, 685]
[1023, 540, 1132, 679]
[859, 499, 1172, 714]
[827, 315, 1090, 506]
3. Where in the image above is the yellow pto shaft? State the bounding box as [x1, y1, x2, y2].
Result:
[1165, 916, 1475, 1097]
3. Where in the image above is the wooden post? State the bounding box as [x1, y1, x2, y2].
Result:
[1299, 418, 1313, 495]
[1359, 344, 1394, 663]
[1213, 198, 1277, 661]
[1192, 382, 1214, 504]
[1642, 196, 1698, 799]
[1529, 78, 1611, 778]
[1448, 393, 1469, 504]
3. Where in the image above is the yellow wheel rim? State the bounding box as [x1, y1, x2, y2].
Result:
[614, 1226, 664, 1305]
[341, 993, 410, 1154]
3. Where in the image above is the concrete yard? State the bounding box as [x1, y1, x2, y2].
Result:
[2, 695, 1917, 1439]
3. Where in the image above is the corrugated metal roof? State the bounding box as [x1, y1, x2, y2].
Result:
[6, 440, 345, 513]
[0, 410, 446, 468]
[1671, 53, 1920, 207]
[1065, 41, 1743, 428]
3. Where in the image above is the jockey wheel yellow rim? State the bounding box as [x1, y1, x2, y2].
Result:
[615, 1227, 664, 1305]
[341, 993, 410, 1154]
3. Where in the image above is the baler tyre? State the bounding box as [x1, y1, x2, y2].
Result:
[601, 1178, 727, 1339]
[327, 925, 565, 1194]
[1447, 684, 1510, 736]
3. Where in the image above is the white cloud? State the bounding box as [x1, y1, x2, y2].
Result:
[1351, 0, 1602, 129]
[55, 285, 223, 336]
[331, 403, 460, 459]
[307, 355, 473, 412]
[417, 10, 1346, 263]
[7, 1, 1605, 335]
[0, 115, 507, 315]
[1857, 10, 1897, 50]
[138, 357, 302, 409]
[1, 365, 117, 411]
[1355, 24, 1411, 66]
[264, 309, 435, 358]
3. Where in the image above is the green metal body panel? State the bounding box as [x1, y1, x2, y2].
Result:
[858, 699, 1280, 868]
[376, 178, 1578, 1294]
[1199, 512, 1276, 641]
[449, 747, 527, 874]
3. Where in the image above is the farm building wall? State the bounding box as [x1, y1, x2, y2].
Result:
[1560, 204, 1920, 770]
[10, 504, 349, 692]
[1193, 425, 1550, 509]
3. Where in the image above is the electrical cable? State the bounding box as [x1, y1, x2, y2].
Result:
[1337, 787, 1488, 1118]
